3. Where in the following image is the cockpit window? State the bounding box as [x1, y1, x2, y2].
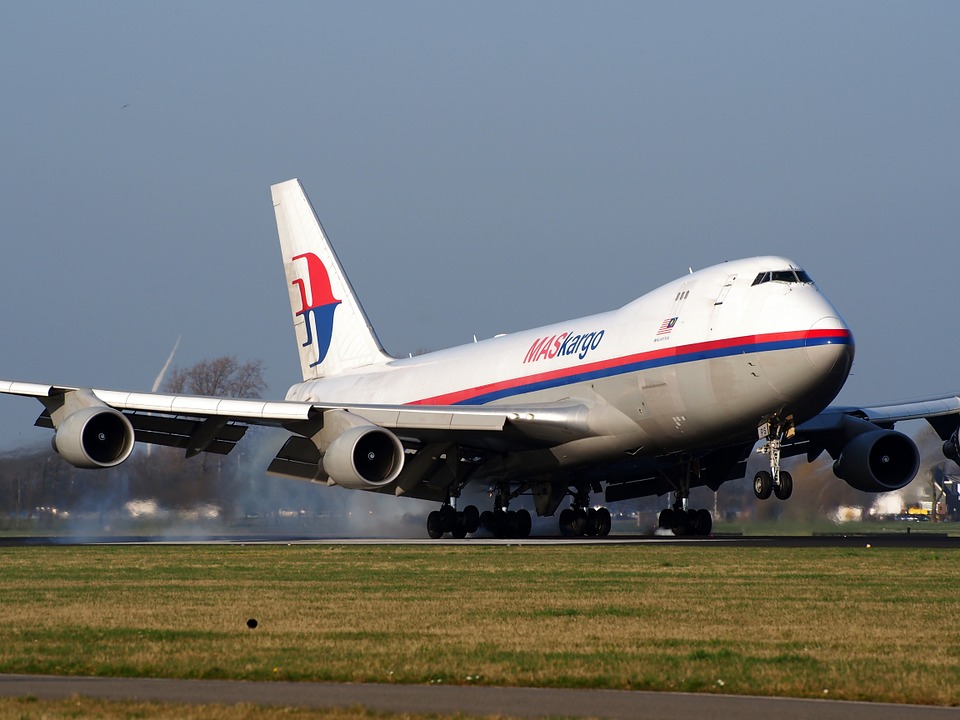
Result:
[751, 269, 814, 286]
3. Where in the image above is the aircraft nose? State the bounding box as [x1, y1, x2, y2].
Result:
[805, 316, 855, 379]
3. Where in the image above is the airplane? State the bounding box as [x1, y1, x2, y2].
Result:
[2, 178, 959, 538]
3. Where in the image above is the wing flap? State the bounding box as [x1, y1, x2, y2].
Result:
[267, 435, 325, 481]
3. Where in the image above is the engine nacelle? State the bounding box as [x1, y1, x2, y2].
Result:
[833, 429, 920, 493]
[54, 405, 136, 469]
[943, 427, 960, 465]
[322, 424, 404, 490]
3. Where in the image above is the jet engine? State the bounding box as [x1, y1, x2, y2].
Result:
[943, 427, 960, 465]
[832, 429, 920, 492]
[53, 405, 136, 469]
[321, 423, 405, 490]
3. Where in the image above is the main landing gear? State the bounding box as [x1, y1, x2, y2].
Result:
[427, 504, 533, 539]
[426, 504, 480, 539]
[753, 417, 794, 502]
[425, 483, 614, 539]
[658, 506, 713, 536]
[426, 483, 534, 539]
[655, 459, 714, 537]
[480, 507, 532, 538]
[558, 486, 612, 537]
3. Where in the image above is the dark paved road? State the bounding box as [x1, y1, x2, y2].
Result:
[1, 532, 958, 547]
[0, 674, 956, 719]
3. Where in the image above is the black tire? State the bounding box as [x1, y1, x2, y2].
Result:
[515, 509, 532, 538]
[559, 508, 574, 536]
[695, 508, 713, 536]
[658, 508, 675, 530]
[439, 504, 456, 532]
[479, 510, 493, 530]
[426, 511, 443, 539]
[451, 516, 468, 539]
[491, 510, 508, 538]
[596, 507, 612, 537]
[774, 471, 794, 500]
[463, 505, 480, 534]
[570, 508, 587, 537]
[585, 508, 598, 537]
[506, 510, 519, 537]
[754, 471, 773, 500]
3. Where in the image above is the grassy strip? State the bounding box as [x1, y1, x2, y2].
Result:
[0, 545, 958, 705]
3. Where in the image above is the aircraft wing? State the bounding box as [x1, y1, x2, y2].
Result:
[0, 380, 592, 467]
[780, 393, 960, 474]
[818, 395, 960, 427]
[795, 393, 960, 439]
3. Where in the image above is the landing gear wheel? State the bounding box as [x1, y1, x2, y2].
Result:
[570, 508, 588, 537]
[753, 471, 773, 500]
[439, 504, 456, 530]
[585, 508, 598, 536]
[658, 508, 675, 530]
[463, 505, 480, 533]
[426, 511, 443, 539]
[595, 507, 612, 537]
[774, 471, 793, 500]
[515, 509, 532, 538]
[505, 510, 519, 537]
[451, 514, 468, 539]
[479, 510, 493, 531]
[559, 508, 574, 536]
[491, 510, 508, 538]
[695, 509, 713, 536]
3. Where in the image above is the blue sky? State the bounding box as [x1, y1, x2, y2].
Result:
[0, 1, 958, 450]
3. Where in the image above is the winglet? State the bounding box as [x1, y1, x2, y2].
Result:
[271, 179, 392, 380]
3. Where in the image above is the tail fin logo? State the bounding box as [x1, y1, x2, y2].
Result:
[291, 253, 342, 367]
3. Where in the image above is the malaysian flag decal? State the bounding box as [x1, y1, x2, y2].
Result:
[657, 317, 678, 336]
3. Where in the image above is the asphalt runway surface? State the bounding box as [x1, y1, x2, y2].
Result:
[3, 532, 958, 717]
[0, 674, 956, 719]
[1, 532, 958, 547]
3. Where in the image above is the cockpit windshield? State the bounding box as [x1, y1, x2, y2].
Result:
[751, 269, 814, 286]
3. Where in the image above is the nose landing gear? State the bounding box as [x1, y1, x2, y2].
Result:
[754, 417, 794, 502]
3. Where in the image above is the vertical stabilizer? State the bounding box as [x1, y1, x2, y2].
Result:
[271, 179, 392, 380]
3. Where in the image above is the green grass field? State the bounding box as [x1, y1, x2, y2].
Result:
[0, 544, 958, 707]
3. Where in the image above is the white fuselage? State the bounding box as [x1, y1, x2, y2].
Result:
[285, 256, 854, 472]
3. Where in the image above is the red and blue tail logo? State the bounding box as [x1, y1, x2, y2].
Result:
[291, 253, 342, 367]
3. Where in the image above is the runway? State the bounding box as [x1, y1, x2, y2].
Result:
[1, 532, 958, 548]
[1, 674, 957, 720]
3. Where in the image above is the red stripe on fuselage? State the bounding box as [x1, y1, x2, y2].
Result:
[406, 328, 852, 406]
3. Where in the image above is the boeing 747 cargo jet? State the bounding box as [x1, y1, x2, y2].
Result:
[3, 179, 959, 538]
